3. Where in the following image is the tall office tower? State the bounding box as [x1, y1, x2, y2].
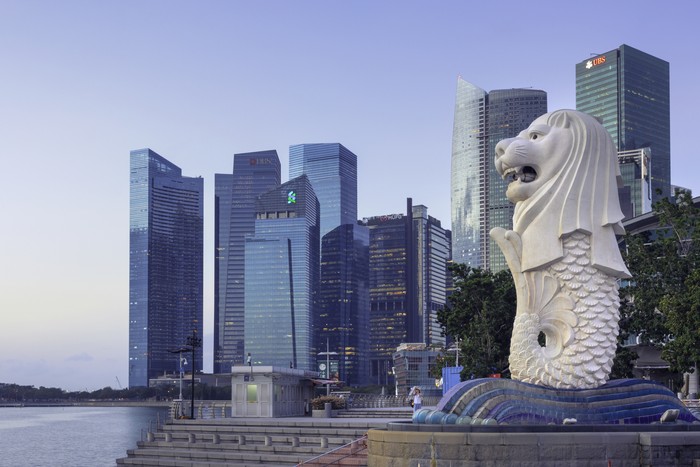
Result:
[129, 149, 204, 388]
[289, 143, 358, 239]
[576, 44, 670, 203]
[289, 143, 366, 382]
[450, 78, 547, 271]
[361, 199, 451, 385]
[412, 204, 451, 348]
[244, 175, 320, 371]
[317, 224, 370, 385]
[617, 148, 652, 220]
[214, 152, 281, 374]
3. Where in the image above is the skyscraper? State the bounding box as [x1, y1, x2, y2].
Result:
[214, 151, 281, 373]
[317, 223, 370, 385]
[129, 148, 203, 388]
[361, 199, 451, 385]
[618, 148, 652, 220]
[576, 44, 670, 202]
[289, 143, 357, 239]
[244, 175, 320, 371]
[289, 143, 367, 384]
[412, 204, 451, 348]
[451, 78, 547, 271]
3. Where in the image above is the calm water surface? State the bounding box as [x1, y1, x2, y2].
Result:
[0, 406, 167, 467]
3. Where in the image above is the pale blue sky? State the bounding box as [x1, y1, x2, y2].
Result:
[1, 0, 698, 390]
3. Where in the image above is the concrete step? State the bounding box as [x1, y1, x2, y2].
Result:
[119, 418, 378, 466]
[139, 438, 351, 452]
[122, 446, 306, 465]
[301, 445, 368, 466]
[335, 411, 410, 419]
[117, 455, 297, 467]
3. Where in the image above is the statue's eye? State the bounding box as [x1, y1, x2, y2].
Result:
[530, 133, 539, 141]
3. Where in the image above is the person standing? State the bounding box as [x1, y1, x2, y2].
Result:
[412, 388, 422, 412]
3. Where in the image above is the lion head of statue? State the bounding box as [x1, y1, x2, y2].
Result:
[494, 110, 630, 278]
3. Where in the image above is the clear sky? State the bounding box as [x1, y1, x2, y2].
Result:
[2, 0, 698, 391]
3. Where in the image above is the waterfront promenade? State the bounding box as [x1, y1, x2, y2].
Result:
[117, 404, 700, 466]
[0, 400, 171, 408]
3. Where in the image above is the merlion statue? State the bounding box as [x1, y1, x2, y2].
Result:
[490, 109, 631, 389]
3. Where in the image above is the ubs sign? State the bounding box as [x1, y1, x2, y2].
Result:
[585, 55, 606, 69]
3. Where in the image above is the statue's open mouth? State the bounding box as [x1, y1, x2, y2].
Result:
[503, 166, 537, 183]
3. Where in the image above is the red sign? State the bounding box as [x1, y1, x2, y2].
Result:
[586, 56, 607, 69]
[592, 56, 606, 66]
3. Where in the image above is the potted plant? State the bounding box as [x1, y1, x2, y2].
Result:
[310, 395, 345, 417]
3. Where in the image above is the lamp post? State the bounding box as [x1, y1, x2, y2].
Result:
[186, 330, 201, 419]
[449, 336, 461, 366]
[178, 355, 186, 401]
[168, 347, 190, 417]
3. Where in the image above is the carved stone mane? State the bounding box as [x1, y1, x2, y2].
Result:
[509, 110, 630, 277]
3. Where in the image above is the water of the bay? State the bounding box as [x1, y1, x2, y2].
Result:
[0, 405, 168, 467]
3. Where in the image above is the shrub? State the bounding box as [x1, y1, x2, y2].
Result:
[310, 395, 345, 410]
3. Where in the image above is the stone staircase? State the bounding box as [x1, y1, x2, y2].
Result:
[116, 418, 390, 466]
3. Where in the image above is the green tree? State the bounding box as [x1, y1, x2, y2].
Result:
[621, 190, 700, 376]
[610, 304, 638, 379]
[436, 264, 516, 380]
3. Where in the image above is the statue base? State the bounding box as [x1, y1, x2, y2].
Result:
[368, 422, 700, 466]
[413, 378, 698, 425]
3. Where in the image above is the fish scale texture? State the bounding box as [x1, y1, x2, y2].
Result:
[510, 232, 620, 389]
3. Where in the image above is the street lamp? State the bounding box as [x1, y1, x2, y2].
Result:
[186, 330, 201, 419]
[168, 347, 190, 417]
[448, 336, 461, 366]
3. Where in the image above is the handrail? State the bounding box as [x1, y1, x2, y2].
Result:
[297, 435, 368, 466]
[346, 393, 440, 408]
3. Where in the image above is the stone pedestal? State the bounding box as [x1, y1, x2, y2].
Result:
[368, 425, 700, 466]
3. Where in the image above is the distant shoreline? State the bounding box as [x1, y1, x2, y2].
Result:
[0, 401, 171, 408]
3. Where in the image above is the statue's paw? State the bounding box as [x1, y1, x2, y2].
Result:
[490, 226, 507, 240]
[504, 230, 522, 254]
[490, 228, 522, 272]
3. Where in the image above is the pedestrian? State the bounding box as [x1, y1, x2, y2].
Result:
[412, 387, 422, 412]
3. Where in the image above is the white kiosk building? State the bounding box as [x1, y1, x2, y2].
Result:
[230, 366, 317, 417]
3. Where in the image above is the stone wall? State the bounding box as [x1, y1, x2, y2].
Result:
[367, 429, 700, 466]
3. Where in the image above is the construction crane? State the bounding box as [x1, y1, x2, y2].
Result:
[115, 376, 123, 389]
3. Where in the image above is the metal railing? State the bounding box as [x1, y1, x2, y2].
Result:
[297, 436, 368, 466]
[169, 400, 232, 420]
[345, 393, 440, 409]
[140, 411, 164, 442]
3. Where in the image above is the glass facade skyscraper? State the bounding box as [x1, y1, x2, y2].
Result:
[214, 151, 281, 373]
[486, 89, 548, 272]
[361, 199, 451, 385]
[412, 204, 451, 348]
[289, 143, 358, 239]
[244, 175, 320, 371]
[576, 44, 670, 202]
[618, 148, 652, 219]
[451, 79, 486, 269]
[451, 78, 547, 271]
[129, 148, 203, 388]
[289, 142, 367, 384]
[317, 224, 370, 385]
